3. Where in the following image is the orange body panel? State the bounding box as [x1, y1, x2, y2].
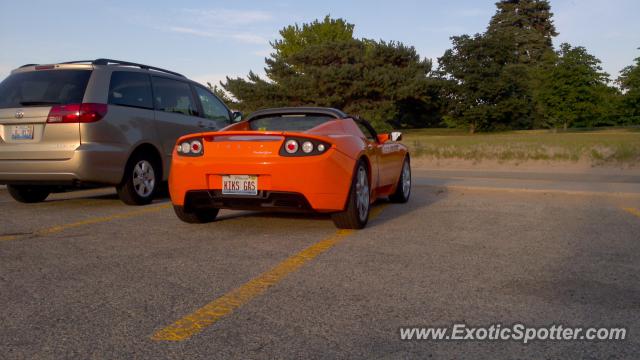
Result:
[169, 118, 408, 213]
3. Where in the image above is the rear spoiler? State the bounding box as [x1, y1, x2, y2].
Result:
[177, 131, 333, 144]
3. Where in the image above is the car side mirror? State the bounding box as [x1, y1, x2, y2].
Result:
[231, 111, 243, 123]
[377, 134, 390, 143]
[390, 131, 403, 141]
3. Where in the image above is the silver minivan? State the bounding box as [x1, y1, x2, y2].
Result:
[0, 59, 239, 205]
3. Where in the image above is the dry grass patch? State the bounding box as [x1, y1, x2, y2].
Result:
[403, 128, 640, 166]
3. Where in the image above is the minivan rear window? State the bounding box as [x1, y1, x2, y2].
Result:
[0, 70, 92, 109]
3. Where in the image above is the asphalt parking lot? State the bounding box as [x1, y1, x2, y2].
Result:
[1, 170, 640, 359]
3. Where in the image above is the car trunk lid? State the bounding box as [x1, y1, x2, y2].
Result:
[204, 132, 285, 160]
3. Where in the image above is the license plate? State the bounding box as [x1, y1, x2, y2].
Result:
[10, 125, 34, 140]
[222, 175, 258, 195]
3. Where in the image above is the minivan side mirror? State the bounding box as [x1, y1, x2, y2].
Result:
[231, 111, 243, 123]
[390, 131, 403, 141]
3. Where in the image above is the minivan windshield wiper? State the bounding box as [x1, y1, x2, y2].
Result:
[19, 101, 61, 106]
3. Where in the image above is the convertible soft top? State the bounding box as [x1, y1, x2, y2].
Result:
[246, 107, 348, 121]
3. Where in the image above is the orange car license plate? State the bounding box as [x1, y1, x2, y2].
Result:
[222, 175, 258, 196]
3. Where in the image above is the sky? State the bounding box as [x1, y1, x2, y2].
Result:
[0, 0, 638, 86]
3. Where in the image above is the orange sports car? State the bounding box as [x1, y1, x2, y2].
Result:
[169, 107, 411, 229]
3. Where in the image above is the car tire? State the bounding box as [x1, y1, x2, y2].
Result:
[331, 160, 370, 229]
[7, 185, 51, 203]
[116, 153, 160, 206]
[173, 205, 219, 224]
[389, 157, 411, 203]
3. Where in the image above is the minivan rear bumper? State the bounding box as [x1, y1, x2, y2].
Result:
[0, 144, 128, 185]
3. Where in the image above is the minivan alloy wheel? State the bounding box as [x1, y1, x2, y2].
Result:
[132, 160, 155, 198]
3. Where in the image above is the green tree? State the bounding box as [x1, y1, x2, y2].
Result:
[271, 15, 354, 60]
[438, 32, 534, 133]
[487, 0, 558, 63]
[207, 82, 236, 108]
[617, 54, 640, 124]
[534, 43, 614, 130]
[224, 17, 441, 131]
[438, 0, 558, 132]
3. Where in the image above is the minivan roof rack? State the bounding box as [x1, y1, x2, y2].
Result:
[55, 59, 183, 77]
[17, 59, 185, 78]
[89, 58, 185, 78]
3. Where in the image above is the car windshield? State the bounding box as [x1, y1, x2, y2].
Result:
[249, 114, 335, 131]
[0, 70, 92, 109]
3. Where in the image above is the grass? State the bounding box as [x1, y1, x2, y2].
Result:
[402, 127, 640, 165]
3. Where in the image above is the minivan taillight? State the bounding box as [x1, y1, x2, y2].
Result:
[46, 103, 108, 123]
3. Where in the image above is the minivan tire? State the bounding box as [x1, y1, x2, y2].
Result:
[116, 153, 160, 205]
[7, 185, 51, 203]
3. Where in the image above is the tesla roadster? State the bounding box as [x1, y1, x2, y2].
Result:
[169, 107, 411, 229]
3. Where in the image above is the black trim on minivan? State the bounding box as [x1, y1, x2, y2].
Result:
[190, 84, 205, 120]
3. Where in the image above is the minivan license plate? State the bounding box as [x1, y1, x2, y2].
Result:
[222, 175, 258, 195]
[10, 125, 34, 140]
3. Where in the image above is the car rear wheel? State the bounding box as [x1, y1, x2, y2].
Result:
[173, 205, 219, 224]
[389, 157, 411, 203]
[331, 160, 370, 229]
[116, 154, 160, 205]
[7, 185, 51, 203]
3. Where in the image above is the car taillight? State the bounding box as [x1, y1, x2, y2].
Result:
[176, 138, 204, 156]
[284, 139, 299, 154]
[279, 137, 330, 156]
[301, 141, 314, 153]
[46, 103, 108, 123]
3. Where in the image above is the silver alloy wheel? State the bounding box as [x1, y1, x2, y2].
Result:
[402, 160, 411, 198]
[355, 166, 370, 222]
[132, 160, 155, 198]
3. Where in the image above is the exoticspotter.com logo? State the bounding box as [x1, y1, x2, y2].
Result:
[399, 323, 627, 344]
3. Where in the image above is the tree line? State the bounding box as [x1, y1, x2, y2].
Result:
[216, 1, 640, 133]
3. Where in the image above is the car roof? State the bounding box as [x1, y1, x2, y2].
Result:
[246, 107, 348, 121]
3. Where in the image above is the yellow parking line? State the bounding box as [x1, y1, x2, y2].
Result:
[152, 203, 388, 342]
[623, 207, 640, 219]
[0, 203, 171, 242]
[368, 204, 386, 219]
